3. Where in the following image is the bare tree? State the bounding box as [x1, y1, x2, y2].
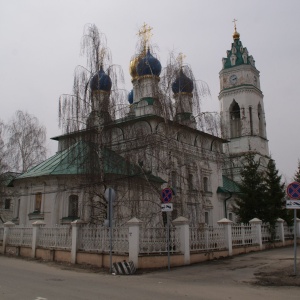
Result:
[6, 110, 47, 173]
[57, 24, 224, 226]
[0, 120, 8, 175]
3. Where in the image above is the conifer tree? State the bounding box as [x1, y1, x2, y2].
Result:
[293, 159, 300, 218]
[293, 160, 300, 183]
[234, 154, 266, 223]
[264, 159, 289, 231]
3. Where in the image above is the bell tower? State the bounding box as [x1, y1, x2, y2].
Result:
[219, 21, 270, 181]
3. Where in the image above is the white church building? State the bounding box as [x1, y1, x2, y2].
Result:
[8, 24, 270, 227]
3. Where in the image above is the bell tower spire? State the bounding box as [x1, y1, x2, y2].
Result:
[219, 25, 270, 181]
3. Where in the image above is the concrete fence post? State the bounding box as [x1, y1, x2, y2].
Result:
[276, 218, 285, 245]
[71, 220, 84, 264]
[32, 220, 45, 258]
[217, 218, 233, 256]
[172, 216, 190, 265]
[2, 221, 15, 254]
[249, 218, 262, 250]
[127, 217, 143, 269]
[297, 218, 300, 238]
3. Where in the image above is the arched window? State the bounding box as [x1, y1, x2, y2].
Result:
[68, 195, 79, 217]
[230, 100, 241, 138]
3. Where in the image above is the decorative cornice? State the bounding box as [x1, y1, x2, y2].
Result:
[219, 85, 263, 99]
[132, 75, 160, 83]
[92, 90, 111, 95]
[174, 92, 193, 97]
[219, 64, 260, 76]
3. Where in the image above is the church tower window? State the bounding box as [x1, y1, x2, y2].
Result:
[249, 106, 253, 135]
[258, 103, 264, 137]
[230, 100, 241, 138]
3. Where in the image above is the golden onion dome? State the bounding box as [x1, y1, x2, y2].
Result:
[232, 28, 240, 40]
[129, 56, 140, 80]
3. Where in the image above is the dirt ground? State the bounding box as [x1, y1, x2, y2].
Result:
[253, 260, 300, 286]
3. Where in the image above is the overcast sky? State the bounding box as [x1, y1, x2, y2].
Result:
[1, 0, 299, 182]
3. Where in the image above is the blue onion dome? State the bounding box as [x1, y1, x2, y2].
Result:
[172, 68, 194, 94]
[128, 89, 134, 104]
[90, 65, 112, 92]
[136, 48, 162, 77]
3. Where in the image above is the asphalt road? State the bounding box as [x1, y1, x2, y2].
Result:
[0, 247, 300, 300]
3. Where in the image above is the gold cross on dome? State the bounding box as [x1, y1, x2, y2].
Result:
[232, 18, 238, 31]
[138, 23, 153, 48]
[177, 52, 186, 68]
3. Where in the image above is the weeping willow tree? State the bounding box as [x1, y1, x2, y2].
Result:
[57, 23, 224, 226]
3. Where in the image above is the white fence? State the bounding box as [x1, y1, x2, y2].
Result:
[6, 226, 32, 247]
[139, 226, 180, 254]
[284, 223, 294, 240]
[0, 218, 299, 268]
[190, 226, 226, 251]
[77, 225, 128, 253]
[37, 226, 72, 250]
[232, 224, 255, 246]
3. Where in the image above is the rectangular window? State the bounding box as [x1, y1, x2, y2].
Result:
[188, 174, 193, 190]
[17, 199, 20, 218]
[35, 193, 42, 212]
[69, 195, 79, 217]
[4, 199, 11, 210]
[171, 171, 177, 190]
[205, 211, 209, 225]
[249, 107, 253, 135]
[203, 177, 209, 192]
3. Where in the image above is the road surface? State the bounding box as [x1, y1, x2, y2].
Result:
[0, 246, 299, 300]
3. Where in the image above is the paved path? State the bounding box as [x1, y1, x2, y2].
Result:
[0, 247, 300, 300]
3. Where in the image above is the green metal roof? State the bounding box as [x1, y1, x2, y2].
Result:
[222, 38, 255, 70]
[217, 175, 240, 194]
[15, 141, 166, 184]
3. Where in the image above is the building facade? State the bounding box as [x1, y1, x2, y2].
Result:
[9, 24, 269, 227]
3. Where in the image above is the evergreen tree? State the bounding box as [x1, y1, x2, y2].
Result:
[293, 160, 300, 183]
[264, 159, 289, 231]
[293, 159, 300, 218]
[235, 154, 266, 223]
